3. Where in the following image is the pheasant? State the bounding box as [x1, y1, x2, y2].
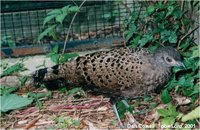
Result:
[32, 46, 184, 126]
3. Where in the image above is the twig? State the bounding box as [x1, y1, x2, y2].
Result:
[62, 0, 87, 54]
[181, 0, 184, 11]
[177, 26, 199, 49]
[24, 115, 42, 129]
[60, 102, 100, 109]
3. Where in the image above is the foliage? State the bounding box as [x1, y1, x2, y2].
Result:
[38, 5, 80, 42]
[0, 63, 26, 78]
[0, 94, 33, 113]
[0, 35, 16, 47]
[161, 89, 172, 104]
[117, 100, 133, 119]
[47, 44, 79, 64]
[19, 76, 28, 86]
[67, 87, 87, 98]
[157, 103, 180, 125]
[52, 116, 81, 129]
[124, 1, 199, 103]
[27, 91, 52, 109]
[0, 85, 18, 96]
[123, 0, 199, 126]
[181, 106, 200, 122]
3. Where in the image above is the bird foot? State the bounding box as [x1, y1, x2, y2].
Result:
[112, 100, 131, 129]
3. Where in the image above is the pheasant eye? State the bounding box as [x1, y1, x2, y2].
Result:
[166, 57, 172, 62]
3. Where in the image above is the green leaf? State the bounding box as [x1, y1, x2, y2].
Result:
[60, 53, 79, 63]
[27, 92, 52, 99]
[36, 100, 43, 110]
[53, 44, 59, 54]
[181, 106, 200, 122]
[117, 101, 129, 119]
[1, 63, 24, 77]
[19, 76, 27, 86]
[178, 76, 194, 87]
[157, 103, 179, 118]
[68, 87, 81, 95]
[166, 6, 174, 17]
[125, 24, 137, 41]
[139, 34, 153, 47]
[150, 102, 158, 109]
[166, 80, 178, 91]
[2, 35, 12, 40]
[157, 109, 169, 117]
[161, 30, 171, 42]
[147, 5, 155, 15]
[0, 86, 18, 95]
[161, 89, 172, 104]
[169, 32, 177, 43]
[177, 76, 186, 86]
[168, 103, 179, 117]
[38, 24, 57, 42]
[161, 117, 175, 125]
[173, 9, 183, 19]
[0, 94, 33, 112]
[1, 36, 16, 47]
[56, 13, 68, 24]
[179, 38, 192, 51]
[129, 35, 141, 48]
[47, 9, 62, 16]
[72, 119, 81, 127]
[43, 14, 57, 26]
[148, 45, 160, 53]
[7, 39, 16, 47]
[172, 66, 184, 73]
[68, 6, 80, 12]
[49, 30, 58, 40]
[61, 5, 70, 13]
[51, 54, 60, 64]
[68, 87, 87, 97]
[189, 82, 200, 96]
[183, 58, 195, 69]
[191, 46, 199, 58]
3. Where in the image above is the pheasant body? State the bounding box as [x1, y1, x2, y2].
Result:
[33, 47, 183, 97]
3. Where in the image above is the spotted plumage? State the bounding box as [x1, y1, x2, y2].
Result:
[33, 47, 184, 98]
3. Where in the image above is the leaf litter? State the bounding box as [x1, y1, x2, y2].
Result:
[1, 84, 199, 129]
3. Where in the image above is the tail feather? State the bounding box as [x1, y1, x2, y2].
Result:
[32, 68, 48, 83]
[32, 60, 82, 88]
[32, 65, 60, 83]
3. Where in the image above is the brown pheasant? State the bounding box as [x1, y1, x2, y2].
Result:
[32, 46, 184, 127]
[33, 46, 184, 97]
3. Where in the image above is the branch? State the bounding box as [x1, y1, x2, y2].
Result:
[62, 0, 87, 54]
[177, 26, 199, 49]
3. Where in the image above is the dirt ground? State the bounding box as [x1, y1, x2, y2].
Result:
[1, 84, 199, 129]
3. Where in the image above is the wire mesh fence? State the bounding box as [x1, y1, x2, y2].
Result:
[1, 1, 143, 48]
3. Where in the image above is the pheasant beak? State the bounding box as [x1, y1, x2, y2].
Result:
[176, 61, 186, 69]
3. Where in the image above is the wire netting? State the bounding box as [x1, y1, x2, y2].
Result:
[1, 1, 143, 48]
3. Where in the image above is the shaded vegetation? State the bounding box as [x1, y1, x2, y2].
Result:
[123, 0, 199, 126]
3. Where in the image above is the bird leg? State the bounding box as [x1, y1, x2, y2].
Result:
[112, 99, 130, 128]
[112, 104, 124, 128]
[121, 99, 130, 108]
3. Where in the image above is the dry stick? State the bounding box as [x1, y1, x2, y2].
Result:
[24, 115, 42, 129]
[62, 0, 87, 54]
[177, 26, 199, 49]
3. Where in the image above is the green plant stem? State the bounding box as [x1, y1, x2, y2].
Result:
[62, 0, 87, 54]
